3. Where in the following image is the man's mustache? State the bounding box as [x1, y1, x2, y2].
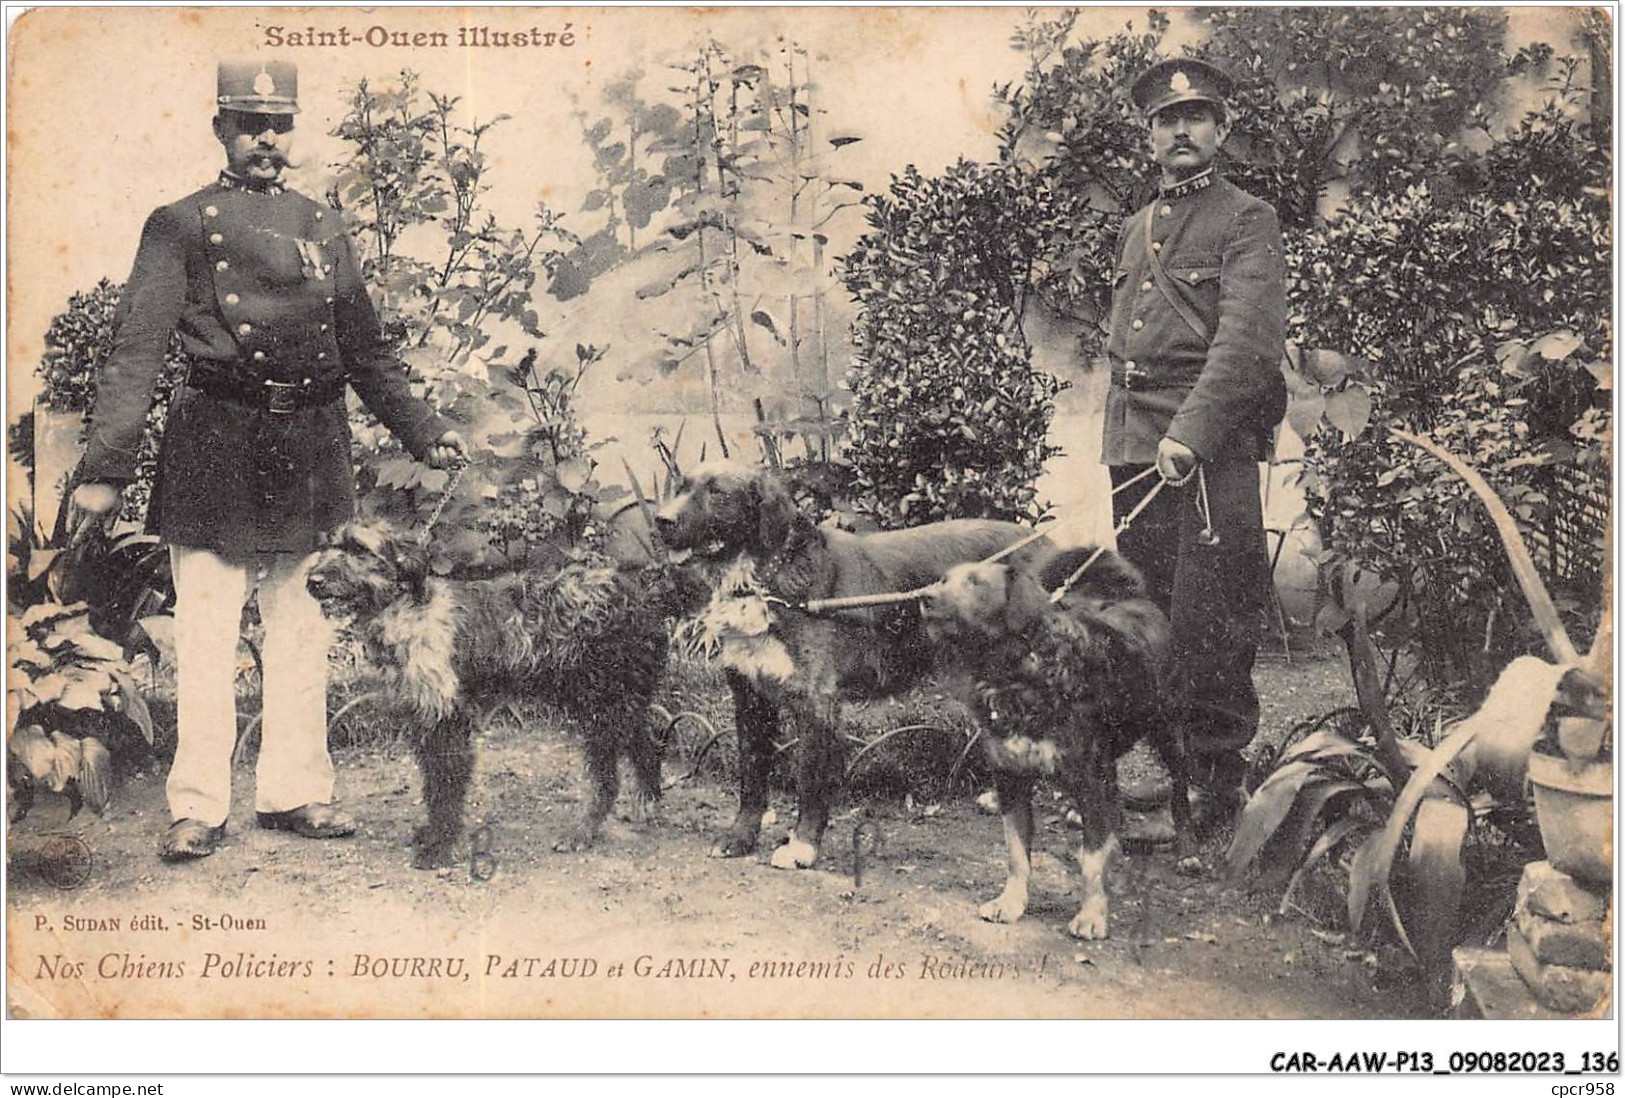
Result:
[249, 147, 296, 169]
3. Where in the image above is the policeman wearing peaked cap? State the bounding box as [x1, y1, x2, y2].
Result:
[76, 60, 468, 862]
[1101, 57, 1287, 830]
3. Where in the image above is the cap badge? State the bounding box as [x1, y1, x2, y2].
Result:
[1170, 70, 1191, 94]
[253, 69, 277, 97]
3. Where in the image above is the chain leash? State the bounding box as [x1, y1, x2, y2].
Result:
[417, 460, 469, 547]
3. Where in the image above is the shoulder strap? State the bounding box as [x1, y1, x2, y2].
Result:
[1143, 207, 1212, 344]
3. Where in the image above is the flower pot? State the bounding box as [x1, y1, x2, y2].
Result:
[1529, 752, 1613, 886]
[1557, 717, 1609, 763]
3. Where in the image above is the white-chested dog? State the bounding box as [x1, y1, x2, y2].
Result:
[922, 548, 1190, 939]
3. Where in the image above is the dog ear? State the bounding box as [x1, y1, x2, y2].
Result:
[390, 538, 433, 602]
[752, 471, 797, 552]
[1002, 564, 1047, 633]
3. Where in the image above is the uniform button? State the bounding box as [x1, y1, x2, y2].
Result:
[1140, 280, 1153, 292]
[320, 323, 329, 332]
[225, 293, 240, 305]
[325, 297, 334, 305]
[253, 351, 266, 361]
[315, 210, 324, 220]
[1125, 360, 1136, 370]
[1151, 241, 1163, 253]
[1160, 204, 1173, 216]
[238, 322, 252, 335]
[1132, 319, 1144, 331]
[216, 260, 229, 271]
[204, 205, 219, 218]
[210, 233, 224, 245]
[317, 352, 327, 361]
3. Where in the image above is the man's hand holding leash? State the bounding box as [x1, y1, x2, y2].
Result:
[1155, 437, 1198, 486]
[425, 430, 468, 470]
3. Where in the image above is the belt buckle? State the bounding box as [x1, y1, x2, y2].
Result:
[263, 380, 298, 415]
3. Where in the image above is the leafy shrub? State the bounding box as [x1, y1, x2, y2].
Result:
[841, 162, 1066, 526]
[328, 72, 615, 571]
[1290, 96, 1611, 695]
[38, 279, 123, 414]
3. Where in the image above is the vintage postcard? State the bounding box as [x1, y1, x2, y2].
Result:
[4, 3, 1614, 1045]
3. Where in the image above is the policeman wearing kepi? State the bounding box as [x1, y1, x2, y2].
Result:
[1102, 58, 1287, 831]
[75, 60, 467, 861]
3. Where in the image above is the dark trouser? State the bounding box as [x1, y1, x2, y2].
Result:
[1110, 461, 1269, 788]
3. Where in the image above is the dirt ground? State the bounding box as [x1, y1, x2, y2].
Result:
[6, 647, 1434, 1020]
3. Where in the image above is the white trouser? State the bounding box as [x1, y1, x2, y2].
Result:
[166, 544, 334, 825]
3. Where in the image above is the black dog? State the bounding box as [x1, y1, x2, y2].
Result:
[655, 461, 1049, 870]
[306, 521, 673, 868]
[922, 548, 1190, 939]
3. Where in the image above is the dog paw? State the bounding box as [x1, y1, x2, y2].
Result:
[411, 824, 457, 850]
[978, 887, 1029, 925]
[708, 830, 759, 858]
[769, 839, 819, 870]
[625, 792, 662, 826]
[1067, 895, 1111, 940]
[553, 828, 600, 853]
[1176, 854, 1204, 877]
[411, 842, 458, 870]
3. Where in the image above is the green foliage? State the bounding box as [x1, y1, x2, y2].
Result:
[9, 600, 150, 740]
[841, 161, 1065, 525]
[7, 507, 156, 748]
[1230, 719, 1402, 916]
[1290, 95, 1611, 694]
[991, 10, 1163, 345]
[10, 411, 35, 485]
[579, 43, 863, 460]
[329, 72, 610, 571]
[1195, 8, 1517, 197]
[38, 279, 123, 414]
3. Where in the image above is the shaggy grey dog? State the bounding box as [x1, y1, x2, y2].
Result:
[306, 521, 674, 868]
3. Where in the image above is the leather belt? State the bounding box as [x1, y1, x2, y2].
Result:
[1109, 361, 1186, 391]
[187, 369, 346, 415]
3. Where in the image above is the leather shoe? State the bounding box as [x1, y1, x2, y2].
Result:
[159, 818, 226, 861]
[1120, 806, 1177, 847]
[1120, 775, 1173, 812]
[256, 803, 357, 839]
[1191, 785, 1246, 838]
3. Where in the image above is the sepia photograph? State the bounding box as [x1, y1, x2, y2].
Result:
[2, 1, 1616, 1069]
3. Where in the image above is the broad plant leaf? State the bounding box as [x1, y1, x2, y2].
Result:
[1405, 798, 1470, 971]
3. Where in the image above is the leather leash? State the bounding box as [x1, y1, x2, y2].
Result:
[801, 466, 1165, 616]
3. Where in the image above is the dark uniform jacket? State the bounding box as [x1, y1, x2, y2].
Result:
[82, 173, 447, 558]
[1101, 173, 1287, 466]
